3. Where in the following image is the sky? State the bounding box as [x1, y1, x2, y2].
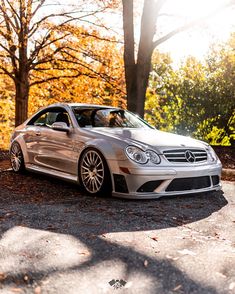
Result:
[43, 0, 235, 63]
[157, 0, 235, 63]
[105, 0, 235, 63]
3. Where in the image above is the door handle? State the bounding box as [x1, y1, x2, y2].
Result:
[35, 131, 41, 136]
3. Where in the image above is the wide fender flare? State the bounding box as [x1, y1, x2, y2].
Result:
[11, 135, 29, 164]
[79, 138, 126, 174]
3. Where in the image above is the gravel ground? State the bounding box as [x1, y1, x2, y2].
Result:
[0, 154, 235, 293]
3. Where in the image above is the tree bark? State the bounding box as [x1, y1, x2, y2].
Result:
[15, 77, 29, 126]
[14, 0, 30, 126]
[123, 0, 160, 117]
[122, 0, 137, 113]
[135, 0, 157, 117]
[135, 56, 152, 117]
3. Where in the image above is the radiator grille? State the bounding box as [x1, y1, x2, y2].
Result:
[163, 149, 207, 163]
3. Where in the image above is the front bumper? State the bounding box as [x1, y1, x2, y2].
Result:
[111, 161, 222, 199]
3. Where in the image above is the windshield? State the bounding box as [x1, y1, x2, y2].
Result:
[72, 107, 153, 129]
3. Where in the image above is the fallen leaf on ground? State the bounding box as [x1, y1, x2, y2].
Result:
[10, 289, 23, 293]
[86, 234, 96, 240]
[64, 209, 74, 213]
[144, 260, 148, 267]
[229, 282, 235, 290]
[216, 272, 227, 278]
[34, 286, 41, 294]
[183, 205, 193, 208]
[78, 251, 90, 256]
[214, 232, 220, 238]
[173, 284, 182, 291]
[177, 249, 196, 256]
[166, 255, 179, 261]
[0, 273, 6, 280]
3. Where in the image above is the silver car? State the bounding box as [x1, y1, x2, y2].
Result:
[10, 103, 222, 199]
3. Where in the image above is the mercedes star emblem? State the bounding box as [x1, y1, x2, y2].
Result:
[185, 150, 196, 163]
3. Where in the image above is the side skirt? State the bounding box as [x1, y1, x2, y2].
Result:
[26, 164, 78, 183]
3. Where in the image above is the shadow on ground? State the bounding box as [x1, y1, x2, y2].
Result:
[0, 170, 229, 293]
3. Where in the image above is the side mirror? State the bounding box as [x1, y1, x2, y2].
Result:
[51, 122, 70, 133]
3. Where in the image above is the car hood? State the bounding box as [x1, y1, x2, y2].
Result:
[88, 128, 206, 151]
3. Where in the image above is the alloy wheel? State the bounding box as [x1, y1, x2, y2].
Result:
[80, 149, 105, 194]
[10, 142, 24, 172]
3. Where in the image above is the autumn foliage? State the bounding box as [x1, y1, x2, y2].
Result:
[0, 0, 234, 149]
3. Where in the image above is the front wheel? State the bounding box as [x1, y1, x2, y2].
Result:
[79, 148, 111, 196]
[10, 142, 25, 173]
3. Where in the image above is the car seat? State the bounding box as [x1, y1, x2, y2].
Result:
[55, 113, 70, 126]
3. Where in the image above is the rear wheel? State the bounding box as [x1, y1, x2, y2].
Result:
[79, 148, 111, 196]
[10, 142, 25, 173]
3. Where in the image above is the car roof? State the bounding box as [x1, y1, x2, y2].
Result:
[24, 103, 124, 126]
[47, 102, 119, 109]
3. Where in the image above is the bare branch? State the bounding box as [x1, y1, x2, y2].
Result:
[56, 53, 124, 89]
[0, 65, 15, 80]
[81, 31, 123, 44]
[0, 0, 19, 33]
[28, 7, 106, 38]
[5, 0, 20, 21]
[0, 42, 18, 59]
[29, 33, 70, 66]
[31, 0, 46, 18]
[153, 0, 234, 49]
[30, 72, 89, 87]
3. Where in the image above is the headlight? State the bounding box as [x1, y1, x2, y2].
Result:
[125, 146, 161, 165]
[146, 150, 161, 164]
[207, 146, 217, 162]
[125, 146, 148, 164]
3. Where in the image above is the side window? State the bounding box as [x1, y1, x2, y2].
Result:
[75, 110, 93, 127]
[94, 110, 110, 127]
[34, 113, 47, 126]
[33, 112, 57, 127]
[27, 108, 71, 127]
[54, 112, 70, 126]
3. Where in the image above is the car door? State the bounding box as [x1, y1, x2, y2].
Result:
[26, 107, 78, 176]
[24, 111, 48, 164]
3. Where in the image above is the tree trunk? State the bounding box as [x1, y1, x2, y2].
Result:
[135, 0, 157, 117]
[15, 4, 30, 127]
[123, 0, 159, 117]
[136, 57, 152, 117]
[122, 0, 137, 113]
[15, 77, 29, 126]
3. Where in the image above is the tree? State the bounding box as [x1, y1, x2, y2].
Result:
[0, 74, 14, 149]
[122, 0, 235, 117]
[198, 35, 235, 145]
[0, 0, 113, 126]
[28, 25, 126, 114]
[0, 22, 126, 147]
[146, 34, 235, 145]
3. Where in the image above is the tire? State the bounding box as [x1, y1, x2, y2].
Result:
[10, 142, 25, 173]
[79, 148, 112, 196]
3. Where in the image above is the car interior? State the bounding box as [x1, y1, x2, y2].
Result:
[55, 112, 70, 127]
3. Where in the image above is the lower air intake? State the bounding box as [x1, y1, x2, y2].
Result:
[137, 180, 163, 192]
[113, 174, 129, 193]
[212, 175, 220, 186]
[166, 176, 211, 192]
